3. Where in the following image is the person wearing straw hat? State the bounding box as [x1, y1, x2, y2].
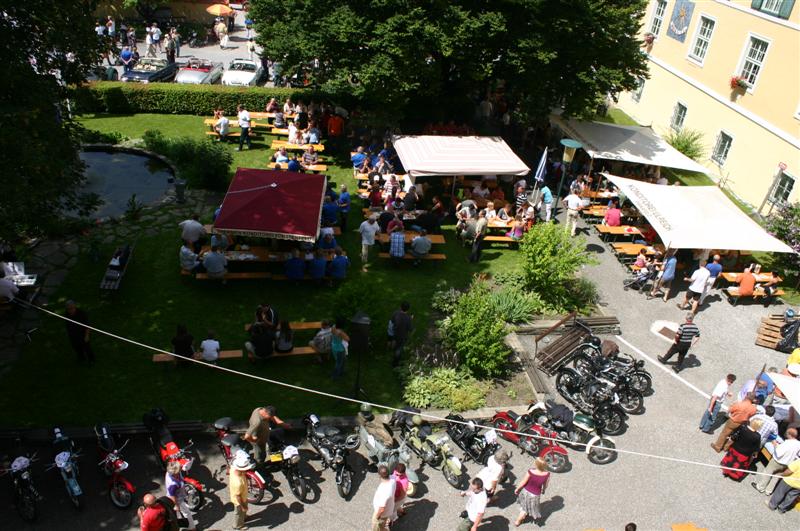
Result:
[229, 450, 254, 529]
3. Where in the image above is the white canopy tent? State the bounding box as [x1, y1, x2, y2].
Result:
[605, 174, 795, 253]
[550, 115, 711, 175]
[391, 135, 530, 178]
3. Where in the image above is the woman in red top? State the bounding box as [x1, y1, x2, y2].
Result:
[513, 457, 550, 526]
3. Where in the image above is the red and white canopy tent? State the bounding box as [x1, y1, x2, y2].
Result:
[213, 168, 326, 243]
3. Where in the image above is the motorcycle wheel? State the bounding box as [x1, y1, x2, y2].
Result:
[597, 409, 625, 436]
[287, 469, 308, 502]
[109, 480, 133, 509]
[492, 418, 515, 442]
[246, 475, 265, 504]
[16, 488, 37, 522]
[442, 463, 461, 488]
[337, 466, 353, 499]
[630, 371, 653, 395]
[422, 440, 440, 467]
[570, 353, 593, 374]
[555, 370, 580, 397]
[544, 452, 570, 473]
[184, 484, 204, 511]
[587, 438, 617, 465]
[618, 388, 644, 415]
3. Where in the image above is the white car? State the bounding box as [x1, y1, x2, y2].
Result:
[221, 58, 264, 86]
[174, 58, 224, 85]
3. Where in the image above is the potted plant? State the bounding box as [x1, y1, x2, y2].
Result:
[730, 75, 748, 90]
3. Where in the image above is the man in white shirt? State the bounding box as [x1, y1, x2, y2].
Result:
[562, 189, 583, 237]
[150, 23, 162, 52]
[237, 104, 252, 151]
[476, 450, 509, 499]
[178, 215, 206, 252]
[458, 477, 488, 531]
[700, 373, 735, 433]
[754, 427, 800, 494]
[214, 113, 230, 141]
[94, 22, 106, 37]
[371, 465, 395, 531]
[679, 260, 711, 315]
[358, 216, 380, 270]
[199, 332, 220, 363]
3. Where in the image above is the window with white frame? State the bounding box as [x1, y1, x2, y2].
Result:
[761, 0, 785, 15]
[770, 170, 795, 204]
[632, 77, 645, 102]
[670, 102, 687, 131]
[739, 36, 769, 87]
[650, 0, 667, 36]
[752, 0, 795, 19]
[689, 16, 715, 63]
[711, 132, 733, 165]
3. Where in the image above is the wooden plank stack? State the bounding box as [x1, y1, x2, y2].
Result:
[535, 329, 590, 375]
[756, 313, 796, 350]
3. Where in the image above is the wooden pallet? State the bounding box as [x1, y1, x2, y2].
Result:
[755, 314, 797, 350]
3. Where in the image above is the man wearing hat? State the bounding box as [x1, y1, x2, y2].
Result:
[476, 448, 510, 503]
[229, 450, 254, 529]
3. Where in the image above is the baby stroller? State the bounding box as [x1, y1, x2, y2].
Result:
[623, 266, 658, 291]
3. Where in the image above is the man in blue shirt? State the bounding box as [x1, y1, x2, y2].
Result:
[321, 196, 339, 227]
[351, 146, 369, 172]
[284, 250, 306, 281]
[287, 156, 301, 172]
[389, 226, 405, 261]
[650, 250, 678, 302]
[700, 254, 723, 305]
[338, 184, 351, 232]
[307, 249, 327, 283]
[539, 185, 553, 222]
[327, 248, 349, 283]
[318, 233, 337, 250]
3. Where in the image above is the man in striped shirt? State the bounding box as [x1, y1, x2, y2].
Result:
[658, 314, 700, 373]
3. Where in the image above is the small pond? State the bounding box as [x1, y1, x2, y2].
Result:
[79, 149, 174, 218]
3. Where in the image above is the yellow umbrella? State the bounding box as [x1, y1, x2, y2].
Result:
[206, 3, 234, 17]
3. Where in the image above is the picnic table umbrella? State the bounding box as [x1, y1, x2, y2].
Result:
[768, 368, 800, 412]
[206, 3, 234, 17]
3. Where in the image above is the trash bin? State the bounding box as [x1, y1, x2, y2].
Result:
[174, 179, 187, 203]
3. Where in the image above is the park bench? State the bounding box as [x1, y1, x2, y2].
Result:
[100, 244, 134, 291]
[267, 162, 328, 173]
[725, 286, 785, 306]
[242, 320, 325, 359]
[152, 349, 243, 363]
[245, 321, 322, 332]
[378, 252, 446, 261]
[271, 140, 325, 152]
[483, 235, 518, 246]
[205, 130, 263, 142]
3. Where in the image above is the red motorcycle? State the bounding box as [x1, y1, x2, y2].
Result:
[143, 408, 204, 510]
[491, 406, 570, 472]
[94, 423, 135, 509]
[213, 417, 268, 503]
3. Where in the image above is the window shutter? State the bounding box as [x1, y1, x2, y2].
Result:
[778, 0, 795, 19]
[750, 0, 764, 9]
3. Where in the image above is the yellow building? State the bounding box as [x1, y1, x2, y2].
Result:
[616, 0, 800, 214]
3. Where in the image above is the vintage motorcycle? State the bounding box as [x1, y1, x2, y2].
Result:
[94, 423, 135, 509]
[444, 414, 501, 466]
[303, 413, 360, 499]
[357, 404, 420, 496]
[530, 400, 617, 465]
[2, 452, 39, 521]
[390, 408, 463, 488]
[491, 406, 570, 472]
[48, 427, 83, 510]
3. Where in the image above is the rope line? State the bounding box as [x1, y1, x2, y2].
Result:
[15, 298, 790, 480]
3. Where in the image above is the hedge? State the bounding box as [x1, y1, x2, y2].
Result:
[71, 82, 327, 116]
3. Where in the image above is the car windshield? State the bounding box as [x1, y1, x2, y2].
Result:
[183, 60, 213, 72]
[134, 59, 167, 72]
[230, 62, 256, 72]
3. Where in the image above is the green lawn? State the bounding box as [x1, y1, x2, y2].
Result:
[0, 114, 522, 427]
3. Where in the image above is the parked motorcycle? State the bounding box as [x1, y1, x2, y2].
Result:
[444, 414, 501, 466]
[1, 452, 39, 521]
[94, 423, 135, 509]
[143, 408, 204, 510]
[556, 363, 643, 418]
[530, 400, 617, 465]
[356, 405, 420, 496]
[390, 408, 464, 488]
[48, 427, 83, 510]
[303, 413, 360, 499]
[491, 406, 569, 472]
[213, 416, 308, 503]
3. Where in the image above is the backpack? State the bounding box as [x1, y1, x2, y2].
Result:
[777, 320, 800, 353]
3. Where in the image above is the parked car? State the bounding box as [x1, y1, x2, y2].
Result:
[175, 58, 224, 85]
[86, 65, 119, 82]
[120, 58, 178, 83]
[221, 58, 264, 87]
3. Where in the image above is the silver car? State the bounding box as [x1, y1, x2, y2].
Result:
[174, 58, 224, 85]
[221, 58, 264, 86]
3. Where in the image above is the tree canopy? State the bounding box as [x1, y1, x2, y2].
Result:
[0, 1, 104, 241]
[250, 0, 649, 123]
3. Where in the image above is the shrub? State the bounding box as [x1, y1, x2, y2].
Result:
[439, 279, 510, 378]
[519, 222, 599, 312]
[431, 281, 464, 315]
[71, 81, 322, 116]
[666, 128, 705, 161]
[77, 127, 128, 144]
[765, 202, 800, 277]
[403, 367, 489, 411]
[142, 130, 232, 190]
[488, 285, 549, 323]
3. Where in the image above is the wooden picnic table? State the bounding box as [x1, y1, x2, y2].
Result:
[611, 242, 665, 257]
[356, 173, 408, 182]
[203, 225, 341, 236]
[595, 224, 641, 242]
[204, 119, 270, 129]
[721, 271, 779, 284]
[377, 233, 445, 244]
[268, 162, 328, 173]
[201, 246, 339, 263]
[271, 140, 325, 152]
[249, 112, 297, 120]
[581, 190, 618, 200]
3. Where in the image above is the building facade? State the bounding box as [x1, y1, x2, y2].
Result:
[616, 0, 800, 213]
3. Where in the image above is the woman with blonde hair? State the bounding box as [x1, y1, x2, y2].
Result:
[513, 457, 550, 526]
[721, 417, 763, 481]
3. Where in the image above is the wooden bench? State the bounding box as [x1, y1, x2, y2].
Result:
[378, 252, 446, 261]
[271, 140, 325, 152]
[271, 346, 318, 358]
[483, 235, 518, 245]
[195, 272, 271, 280]
[377, 233, 445, 244]
[205, 131, 263, 141]
[726, 286, 785, 306]
[100, 245, 134, 291]
[245, 321, 322, 332]
[152, 350, 243, 363]
[268, 162, 328, 173]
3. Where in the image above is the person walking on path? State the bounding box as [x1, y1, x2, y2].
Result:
[699, 254, 723, 305]
[171, 27, 181, 58]
[513, 457, 550, 526]
[700, 374, 736, 433]
[391, 463, 409, 521]
[330, 318, 349, 380]
[389, 302, 412, 367]
[562, 188, 583, 237]
[677, 260, 710, 315]
[711, 392, 757, 453]
[164, 33, 176, 64]
[359, 215, 380, 270]
[165, 461, 196, 531]
[477, 449, 510, 504]
[766, 458, 800, 513]
[721, 418, 763, 480]
[468, 210, 488, 263]
[229, 450, 253, 530]
[65, 300, 94, 363]
[658, 313, 700, 373]
[458, 477, 488, 531]
[137, 493, 167, 531]
[371, 464, 396, 531]
[237, 104, 252, 151]
[753, 427, 800, 494]
[650, 250, 678, 302]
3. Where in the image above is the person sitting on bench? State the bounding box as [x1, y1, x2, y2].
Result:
[200, 330, 220, 363]
[202, 246, 227, 281]
[410, 230, 432, 266]
[327, 247, 349, 282]
[308, 249, 327, 283]
[275, 320, 294, 353]
[761, 272, 781, 307]
[285, 249, 306, 281]
[389, 226, 405, 261]
[179, 241, 204, 274]
[245, 323, 273, 361]
[214, 112, 229, 141]
[736, 267, 756, 297]
[309, 320, 333, 363]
